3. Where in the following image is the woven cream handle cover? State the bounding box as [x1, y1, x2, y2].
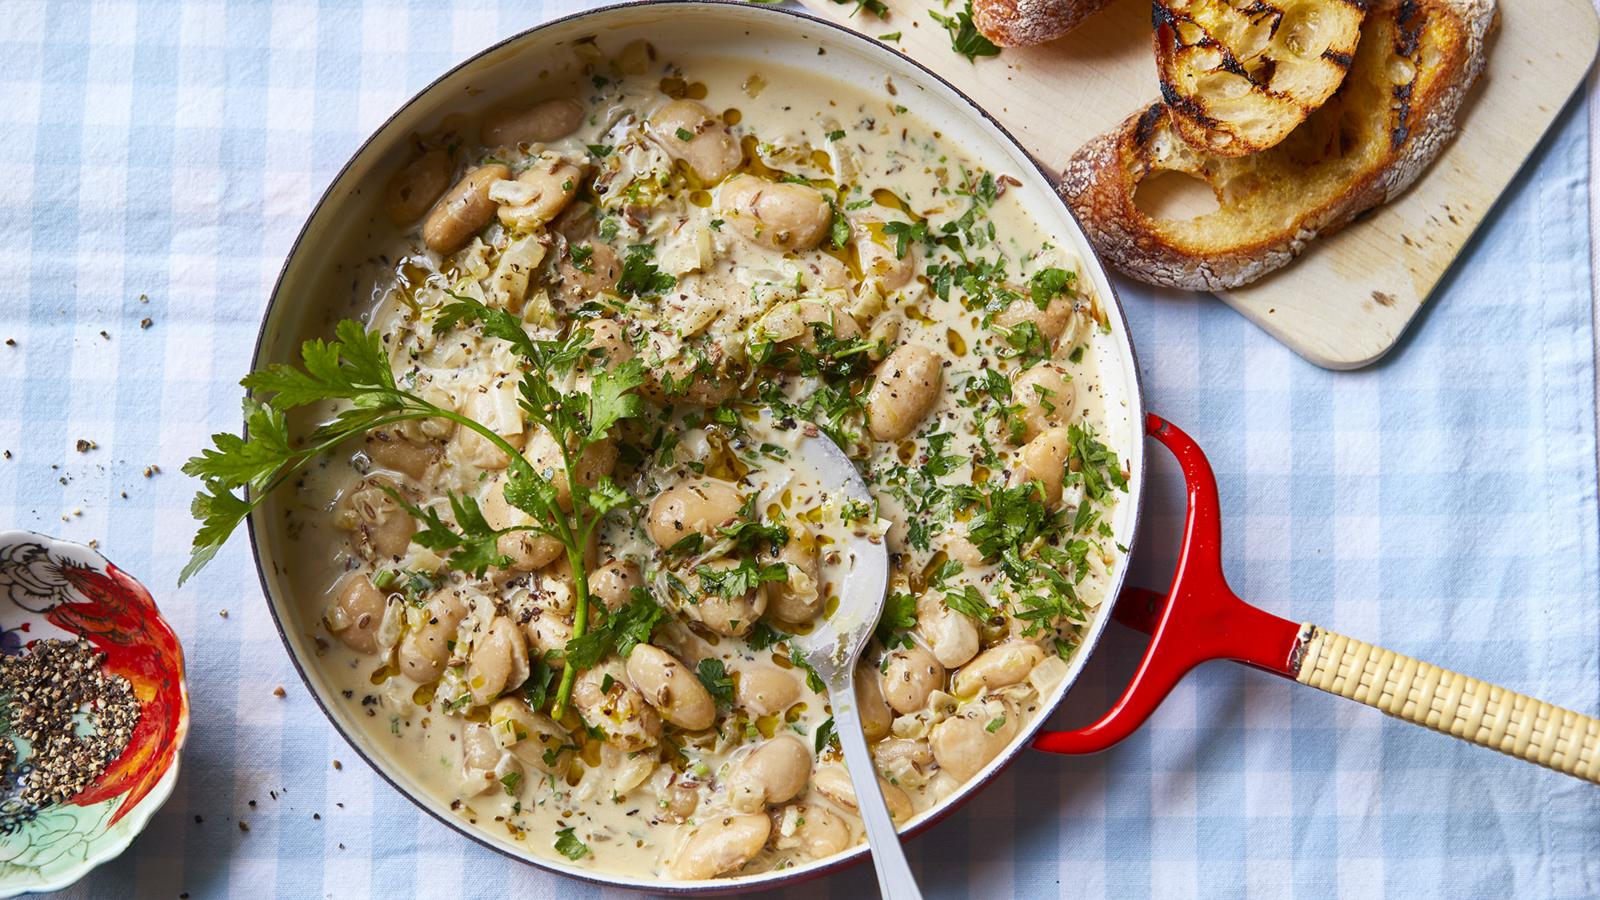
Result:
[1294, 625, 1600, 784]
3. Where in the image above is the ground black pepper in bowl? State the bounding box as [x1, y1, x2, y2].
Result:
[1, 638, 141, 820]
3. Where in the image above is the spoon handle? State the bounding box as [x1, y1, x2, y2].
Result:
[834, 674, 924, 900]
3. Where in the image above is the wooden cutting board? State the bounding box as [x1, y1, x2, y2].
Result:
[795, 0, 1599, 369]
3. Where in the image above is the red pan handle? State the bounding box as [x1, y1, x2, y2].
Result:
[1034, 416, 1600, 785]
[1033, 414, 1306, 754]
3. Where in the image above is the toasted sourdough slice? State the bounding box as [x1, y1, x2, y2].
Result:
[1061, 0, 1496, 291]
[973, 0, 1115, 47]
[1155, 0, 1369, 156]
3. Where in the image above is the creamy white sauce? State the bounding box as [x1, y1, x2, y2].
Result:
[277, 42, 1127, 881]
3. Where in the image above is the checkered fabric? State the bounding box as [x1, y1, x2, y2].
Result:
[2, 2, 1597, 897]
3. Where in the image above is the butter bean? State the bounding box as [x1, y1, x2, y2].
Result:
[625, 643, 716, 730]
[952, 641, 1046, 698]
[866, 344, 944, 442]
[930, 698, 1018, 781]
[589, 558, 642, 612]
[915, 591, 980, 669]
[646, 478, 744, 549]
[558, 240, 621, 297]
[855, 661, 893, 741]
[423, 164, 509, 255]
[1014, 426, 1072, 507]
[479, 475, 563, 571]
[572, 663, 661, 752]
[494, 157, 582, 230]
[466, 616, 528, 706]
[766, 525, 822, 623]
[718, 174, 832, 252]
[330, 574, 386, 654]
[881, 642, 944, 715]
[481, 97, 584, 147]
[397, 592, 467, 683]
[734, 664, 802, 717]
[333, 476, 415, 561]
[682, 558, 768, 637]
[524, 430, 617, 513]
[1012, 363, 1076, 442]
[729, 735, 812, 812]
[668, 813, 770, 880]
[652, 99, 741, 183]
[384, 149, 452, 225]
[810, 765, 912, 822]
[364, 428, 438, 481]
[488, 697, 570, 775]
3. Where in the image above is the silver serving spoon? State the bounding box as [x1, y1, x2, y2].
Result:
[791, 432, 923, 900]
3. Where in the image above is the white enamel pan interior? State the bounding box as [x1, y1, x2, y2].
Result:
[247, 0, 1147, 892]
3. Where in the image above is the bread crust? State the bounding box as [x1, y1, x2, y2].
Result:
[1061, 0, 1497, 291]
[972, 0, 1115, 48]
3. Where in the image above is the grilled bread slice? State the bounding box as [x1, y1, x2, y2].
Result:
[1061, 0, 1496, 291]
[1156, 0, 1369, 156]
[973, 0, 1115, 47]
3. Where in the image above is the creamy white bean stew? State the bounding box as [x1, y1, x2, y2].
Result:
[286, 39, 1128, 881]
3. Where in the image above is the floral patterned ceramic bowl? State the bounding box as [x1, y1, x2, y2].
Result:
[0, 531, 188, 897]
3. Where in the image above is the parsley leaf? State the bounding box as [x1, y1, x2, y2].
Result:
[564, 589, 666, 670]
[695, 558, 789, 598]
[874, 591, 919, 648]
[1028, 267, 1075, 309]
[615, 244, 677, 299]
[880, 219, 928, 259]
[966, 481, 1058, 560]
[500, 770, 522, 796]
[554, 827, 590, 860]
[695, 658, 735, 705]
[749, 621, 791, 651]
[829, 202, 852, 250]
[789, 648, 826, 692]
[831, 0, 889, 18]
[942, 584, 992, 621]
[930, 1, 1001, 62]
[815, 716, 838, 754]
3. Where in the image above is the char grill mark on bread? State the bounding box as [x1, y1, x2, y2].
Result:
[1062, 0, 1497, 291]
[1154, 0, 1370, 156]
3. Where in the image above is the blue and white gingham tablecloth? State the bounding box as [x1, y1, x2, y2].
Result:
[2, 1, 1597, 897]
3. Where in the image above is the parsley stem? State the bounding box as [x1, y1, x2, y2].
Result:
[545, 438, 594, 721]
[433, 404, 595, 720]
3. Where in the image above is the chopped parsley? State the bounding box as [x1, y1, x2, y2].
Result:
[615, 244, 676, 299]
[749, 621, 791, 651]
[562, 590, 666, 670]
[815, 716, 838, 753]
[554, 827, 590, 860]
[500, 770, 522, 796]
[568, 243, 595, 275]
[695, 658, 735, 705]
[874, 591, 919, 649]
[880, 219, 928, 259]
[1028, 267, 1075, 308]
[695, 558, 789, 598]
[831, 0, 889, 17]
[930, 2, 1002, 62]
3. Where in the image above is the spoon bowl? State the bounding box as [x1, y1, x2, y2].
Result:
[789, 432, 922, 900]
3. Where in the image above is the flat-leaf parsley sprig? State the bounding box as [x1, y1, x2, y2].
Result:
[182, 298, 648, 719]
